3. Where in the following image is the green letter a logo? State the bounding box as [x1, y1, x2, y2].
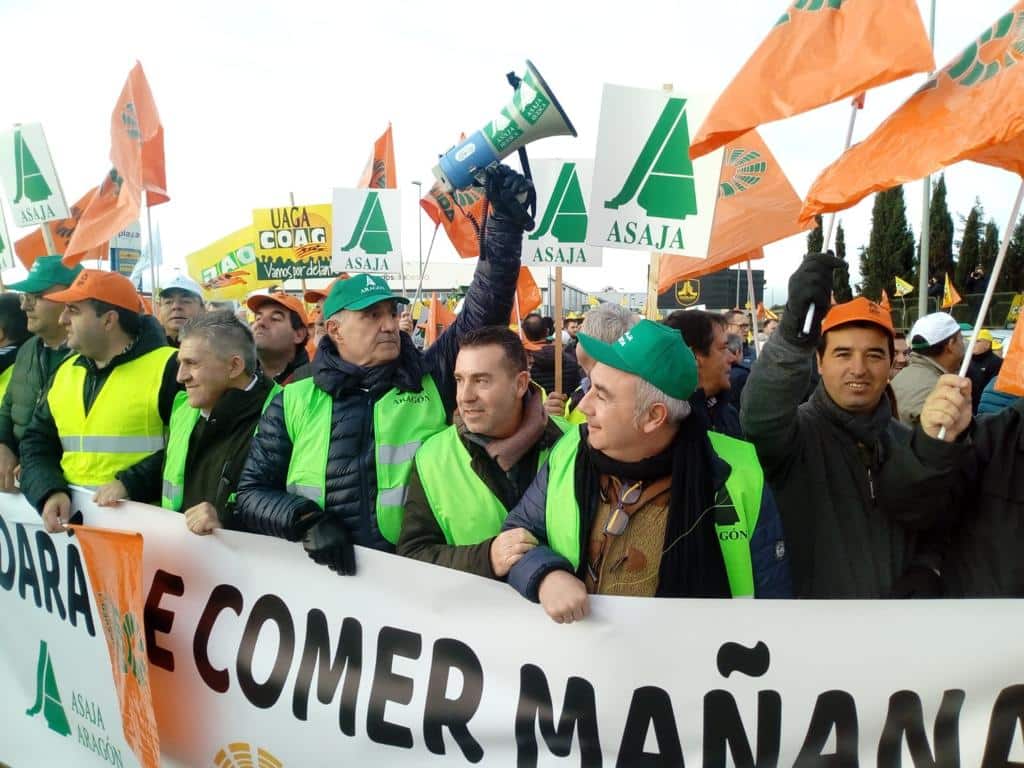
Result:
[12, 127, 53, 205]
[604, 97, 697, 220]
[25, 640, 72, 736]
[530, 162, 587, 242]
[341, 191, 393, 255]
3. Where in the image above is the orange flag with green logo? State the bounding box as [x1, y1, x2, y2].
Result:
[802, 4, 1024, 223]
[659, 129, 809, 291]
[65, 62, 167, 264]
[690, 0, 934, 159]
[15, 186, 105, 268]
[71, 525, 160, 768]
[357, 124, 397, 189]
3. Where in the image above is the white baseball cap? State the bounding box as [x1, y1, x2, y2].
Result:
[909, 312, 967, 350]
[158, 271, 203, 299]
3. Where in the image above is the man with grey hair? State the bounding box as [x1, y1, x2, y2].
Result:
[544, 303, 638, 424]
[502, 319, 790, 623]
[94, 310, 279, 535]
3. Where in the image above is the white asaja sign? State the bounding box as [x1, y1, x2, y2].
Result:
[0, 123, 70, 227]
[0, 203, 14, 270]
[524, 159, 602, 268]
[332, 188, 401, 274]
[589, 84, 719, 257]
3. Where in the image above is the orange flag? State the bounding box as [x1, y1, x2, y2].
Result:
[659, 129, 810, 291]
[65, 62, 167, 264]
[942, 273, 963, 309]
[357, 124, 397, 189]
[757, 302, 779, 322]
[802, 5, 1024, 223]
[880, 288, 892, 311]
[511, 267, 542, 326]
[995, 322, 1024, 395]
[690, 0, 934, 159]
[71, 525, 160, 768]
[425, 292, 456, 347]
[14, 187, 104, 268]
[421, 182, 487, 259]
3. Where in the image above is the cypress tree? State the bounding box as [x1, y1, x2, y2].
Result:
[954, 201, 983, 288]
[807, 214, 823, 253]
[861, 186, 916, 300]
[833, 222, 853, 302]
[999, 213, 1024, 292]
[978, 219, 1000, 273]
[927, 174, 955, 278]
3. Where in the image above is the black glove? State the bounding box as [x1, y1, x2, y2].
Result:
[482, 163, 536, 231]
[779, 251, 845, 346]
[890, 565, 944, 598]
[302, 516, 356, 576]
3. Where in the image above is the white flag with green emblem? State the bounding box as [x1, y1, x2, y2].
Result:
[588, 85, 719, 256]
[0, 123, 69, 227]
[0, 204, 13, 270]
[524, 159, 601, 268]
[332, 188, 401, 274]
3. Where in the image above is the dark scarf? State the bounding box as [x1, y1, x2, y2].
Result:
[576, 391, 731, 598]
[808, 380, 893, 469]
[312, 333, 425, 399]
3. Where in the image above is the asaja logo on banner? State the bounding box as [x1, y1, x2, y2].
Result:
[212, 742, 283, 768]
[333, 188, 401, 273]
[528, 161, 593, 266]
[26, 639, 72, 737]
[341, 192, 393, 256]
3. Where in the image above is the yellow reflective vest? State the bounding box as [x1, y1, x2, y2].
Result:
[47, 347, 175, 487]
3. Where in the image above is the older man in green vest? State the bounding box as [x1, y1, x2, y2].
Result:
[502, 320, 791, 623]
[397, 326, 565, 578]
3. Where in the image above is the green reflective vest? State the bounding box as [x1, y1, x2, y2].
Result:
[282, 375, 447, 544]
[544, 426, 764, 597]
[0, 365, 13, 403]
[161, 384, 282, 511]
[415, 417, 568, 545]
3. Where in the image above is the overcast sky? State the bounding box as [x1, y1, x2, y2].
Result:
[1, 0, 1019, 305]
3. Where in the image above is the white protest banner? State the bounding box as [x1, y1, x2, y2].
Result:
[0, 203, 14, 270]
[589, 85, 719, 257]
[332, 188, 401, 274]
[524, 159, 601, 268]
[3, 490, 1024, 766]
[0, 123, 70, 227]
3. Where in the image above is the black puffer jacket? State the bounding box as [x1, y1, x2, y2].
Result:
[233, 216, 522, 550]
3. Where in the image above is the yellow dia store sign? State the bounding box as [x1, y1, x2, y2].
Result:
[253, 204, 333, 281]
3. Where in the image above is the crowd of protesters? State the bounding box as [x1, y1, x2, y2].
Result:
[4, 163, 1023, 625]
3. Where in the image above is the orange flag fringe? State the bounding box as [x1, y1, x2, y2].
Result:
[995, 321, 1024, 395]
[802, 5, 1024, 224]
[357, 124, 397, 189]
[425, 292, 457, 347]
[659, 129, 809, 291]
[71, 525, 160, 768]
[15, 187, 104, 268]
[690, 0, 934, 159]
[65, 62, 167, 264]
[942, 273, 963, 309]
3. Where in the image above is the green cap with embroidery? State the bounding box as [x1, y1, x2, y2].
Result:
[322, 273, 408, 318]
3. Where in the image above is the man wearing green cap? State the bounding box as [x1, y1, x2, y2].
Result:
[234, 165, 531, 574]
[0, 256, 82, 491]
[501, 319, 791, 622]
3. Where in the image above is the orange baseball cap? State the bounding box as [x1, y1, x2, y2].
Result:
[46, 269, 145, 313]
[246, 292, 309, 325]
[304, 274, 351, 304]
[820, 296, 894, 338]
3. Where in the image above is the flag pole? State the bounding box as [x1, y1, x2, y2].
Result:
[939, 178, 1024, 439]
[746, 259, 761, 354]
[411, 224, 439, 305]
[144, 202, 158, 298]
[918, 0, 938, 324]
[554, 266, 564, 394]
[803, 100, 860, 334]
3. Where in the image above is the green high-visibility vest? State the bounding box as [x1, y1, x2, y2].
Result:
[161, 384, 282, 511]
[282, 375, 447, 544]
[0, 365, 13, 403]
[415, 417, 568, 545]
[544, 426, 764, 597]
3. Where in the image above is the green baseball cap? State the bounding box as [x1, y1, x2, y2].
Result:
[8, 255, 83, 293]
[578, 319, 698, 401]
[322, 273, 408, 318]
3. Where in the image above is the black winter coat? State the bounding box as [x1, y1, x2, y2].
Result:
[233, 216, 523, 550]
